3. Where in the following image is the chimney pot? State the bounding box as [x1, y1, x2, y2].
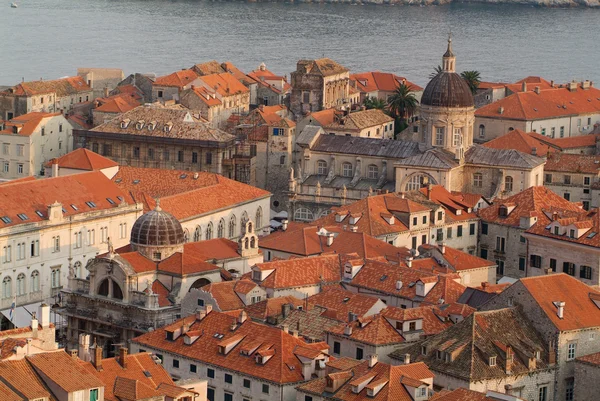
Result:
[92, 344, 103, 371]
[119, 347, 128, 369]
[281, 219, 289, 231]
[557, 301, 565, 319]
[403, 353, 411, 365]
[367, 354, 378, 367]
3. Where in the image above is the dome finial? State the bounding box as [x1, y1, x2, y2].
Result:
[155, 198, 162, 212]
[442, 32, 456, 73]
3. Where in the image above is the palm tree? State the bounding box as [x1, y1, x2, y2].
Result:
[387, 84, 419, 136]
[461, 70, 481, 95]
[363, 96, 387, 110]
[429, 65, 443, 79]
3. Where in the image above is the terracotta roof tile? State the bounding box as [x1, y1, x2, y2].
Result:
[253, 254, 342, 289]
[132, 311, 328, 384]
[154, 69, 199, 88]
[307, 286, 383, 321]
[0, 112, 61, 136]
[197, 72, 250, 97]
[26, 351, 104, 393]
[483, 129, 561, 155]
[327, 314, 404, 346]
[351, 71, 423, 93]
[45, 148, 118, 170]
[430, 388, 497, 401]
[244, 296, 304, 321]
[0, 359, 56, 400]
[544, 152, 600, 174]
[4, 76, 91, 97]
[199, 280, 257, 311]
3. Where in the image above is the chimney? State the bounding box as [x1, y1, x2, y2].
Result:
[396, 280, 403, 290]
[505, 345, 513, 374]
[534, 86, 541, 94]
[238, 310, 247, 324]
[39, 303, 50, 328]
[196, 308, 207, 321]
[350, 226, 358, 232]
[344, 325, 353, 336]
[568, 81, 578, 92]
[282, 324, 289, 334]
[481, 281, 489, 289]
[31, 312, 39, 336]
[103, 87, 109, 97]
[205, 304, 213, 314]
[439, 242, 446, 254]
[367, 354, 378, 368]
[427, 183, 433, 200]
[119, 347, 128, 369]
[230, 319, 238, 331]
[326, 233, 334, 246]
[403, 353, 411, 365]
[552, 211, 559, 221]
[522, 81, 527, 92]
[281, 219, 289, 231]
[499, 106, 504, 115]
[556, 301, 565, 319]
[52, 161, 59, 177]
[348, 311, 358, 322]
[92, 344, 103, 371]
[532, 147, 537, 156]
[406, 257, 413, 268]
[544, 267, 553, 275]
[259, 104, 265, 112]
[69, 349, 79, 359]
[282, 303, 291, 319]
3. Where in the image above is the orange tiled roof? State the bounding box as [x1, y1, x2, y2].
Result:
[483, 129, 562, 155]
[476, 86, 600, 121]
[95, 93, 140, 113]
[81, 352, 175, 401]
[154, 69, 199, 88]
[351, 71, 423, 93]
[244, 296, 304, 321]
[5, 76, 91, 97]
[430, 388, 498, 401]
[297, 360, 433, 401]
[552, 133, 600, 149]
[0, 112, 61, 136]
[253, 254, 342, 289]
[307, 286, 383, 321]
[45, 148, 118, 170]
[416, 185, 479, 222]
[198, 72, 250, 97]
[478, 186, 583, 227]
[327, 314, 404, 346]
[519, 273, 600, 331]
[26, 351, 104, 393]
[0, 359, 56, 400]
[0, 170, 135, 228]
[544, 152, 600, 174]
[112, 166, 270, 218]
[132, 310, 329, 384]
[576, 351, 600, 367]
[199, 280, 258, 311]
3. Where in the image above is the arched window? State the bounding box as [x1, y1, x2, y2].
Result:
[194, 225, 201, 241]
[98, 278, 110, 297]
[31, 270, 40, 292]
[508, 127, 514, 131]
[183, 229, 190, 243]
[317, 160, 328, 175]
[473, 173, 483, 188]
[505, 176, 514, 192]
[367, 165, 379, 179]
[255, 207, 263, 230]
[241, 211, 249, 234]
[2, 276, 11, 298]
[217, 219, 225, 238]
[229, 216, 237, 238]
[16, 274, 25, 296]
[479, 124, 486, 138]
[190, 278, 211, 291]
[405, 174, 426, 192]
[206, 223, 213, 240]
[294, 208, 314, 222]
[319, 209, 333, 218]
[112, 281, 123, 300]
[342, 162, 353, 177]
[74, 261, 82, 279]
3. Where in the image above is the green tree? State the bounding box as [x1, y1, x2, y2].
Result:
[429, 65, 443, 79]
[461, 70, 481, 95]
[387, 84, 419, 138]
[363, 96, 387, 110]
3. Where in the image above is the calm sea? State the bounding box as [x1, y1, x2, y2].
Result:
[1, 0, 599, 87]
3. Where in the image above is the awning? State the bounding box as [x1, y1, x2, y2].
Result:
[1, 302, 40, 328]
[0, 301, 66, 328]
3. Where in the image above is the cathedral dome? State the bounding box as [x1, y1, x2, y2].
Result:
[421, 72, 474, 108]
[421, 36, 474, 109]
[130, 202, 185, 247]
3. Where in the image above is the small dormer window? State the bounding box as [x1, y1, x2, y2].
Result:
[252, 270, 261, 281]
[148, 121, 156, 131]
[554, 226, 559, 235]
[120, 119, 130, 129]
[498, 206, 508, 217]
[421, 346, 427, 355]
[489, 356, 496, 366]
[164, 123, 173, 133]
[570, 229, 576, 238]
[136, 120, 145, 130]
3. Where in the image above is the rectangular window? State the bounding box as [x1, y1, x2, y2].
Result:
[90, 389, 99, 401]
[481, 222, 488, 235]
[243, 379, 251, 389]
[148, 148, 154, 160]
[530, 255, 542, 268]
[435, 127, 445, 146]
[224, 393, 233, 401]
[250, 144, 257, 157]
[436, 228, 443, 242]
[302, 92, 310, 103]
[457, 225, 463, 237]
[481, 248, 488, 260]
[422, 215, 427, 224]
[545, 173, 552, 183]
[470, 223, 476, 235]
[496, 237, 506, 252]
[356, 347, 364, 360]
[190, 364, 197, 373]
[262, 384, 270, 394]
[206, 152, 212, 165]
[437, 211, 443, 221]
[567, 343, 576, 361]
[519, 257, 526, 271]
[207, 368, 215, 378]
[17, 164, 23, 175]
[172, 359, 179, 368]
[133, 147, 140, 159]
[178, 150, 184, 163]
[192, 152, 198, 164]
[453, 127, 462, 147]
[2, 144, 8, 155]
[412, 216, 417, 226]
[560, 126, 565, 138]
[31, 240, 39, 257]
[224, 373, 232, 384]
[564, 175, 571, 185]
[563, 262, 576, 276]
[550, 258, 557, 272]
[539, 386, 547, 401]
[447, 227, 452, 239]
[421, 234, 427, 245]
[580, 265, 592, 280]
[207, 388, 215, 401]
[566, 378, 574, 401]
[411, 236, 417, 250]
[496, 260, 505, 275]
[305, 396, 314, 401]
[541, 128, 546, 136]
[3, 162, 9, 173]
[551, 127, 555, 137]
[564, 193, 571, 201]
[16, 144, 24, 156]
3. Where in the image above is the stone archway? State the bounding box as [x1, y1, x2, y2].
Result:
[189, 278, 211, 292]
[401, 172, 438, 192]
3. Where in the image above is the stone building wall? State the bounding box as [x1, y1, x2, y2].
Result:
[574, 359, 600, 401]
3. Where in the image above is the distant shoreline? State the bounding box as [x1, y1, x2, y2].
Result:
[266, 0, 599, 7]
